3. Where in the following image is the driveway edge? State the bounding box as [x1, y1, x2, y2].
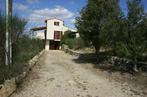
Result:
[0, 50, 45, 97]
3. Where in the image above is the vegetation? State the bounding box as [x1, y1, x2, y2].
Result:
[12, 37, 44, 75]
[0, 10, 44, 84]
[0, 11, 5, 66]
[61, 30, 88, 49]
[118, 0, 147, 71]
[76, 0, 147, 71]
[76, 0, 121, 53]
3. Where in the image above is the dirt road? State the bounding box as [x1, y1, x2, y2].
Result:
[11, 50, 141, 97]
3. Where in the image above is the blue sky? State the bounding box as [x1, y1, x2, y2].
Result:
[0, 0, 147, 31]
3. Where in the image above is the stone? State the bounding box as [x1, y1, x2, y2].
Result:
[0, 78, 16, 97]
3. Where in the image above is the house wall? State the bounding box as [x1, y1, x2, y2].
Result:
[62, 26, 77, 35]
[35, 31, 45, 39]
[45, 40, 50, 50]
[33, 18, 77, 50]
[76, 33, 80, 38]
[46, 19, 64, 40]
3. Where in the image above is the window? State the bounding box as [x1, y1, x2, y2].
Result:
[54, 31, 61, 39]
[54, 22, 60, 26]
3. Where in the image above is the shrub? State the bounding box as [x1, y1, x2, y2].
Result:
[12, 36, 44, 76]
[61, 31, 87, 49]
[0, 36, 44, 84]
[0, 9, 44, 83]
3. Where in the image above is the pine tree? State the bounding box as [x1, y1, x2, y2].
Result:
[125, 0, 147, 71]
[76, 0, 121, 53]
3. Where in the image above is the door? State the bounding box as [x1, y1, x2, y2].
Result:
[49, 40, 60, 50]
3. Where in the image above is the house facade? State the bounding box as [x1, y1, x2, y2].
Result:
[31, 18, 77, 50]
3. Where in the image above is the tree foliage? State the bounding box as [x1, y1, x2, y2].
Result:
[76, 0, 147, 71]
[0, 12, 27, 64]
[125, 0, 147, 60]
[0, 10, 33, 83]
[10, 15, 27, 43]
[76, 0, 147, 58]
[61, 30, 86, 49]
[0, 11, 6, 65]
[76, 0, 121, 53]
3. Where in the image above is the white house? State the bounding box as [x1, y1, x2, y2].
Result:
[31, 18, 77, 50]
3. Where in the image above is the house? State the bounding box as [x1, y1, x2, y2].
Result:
[31, 18, 77, 50]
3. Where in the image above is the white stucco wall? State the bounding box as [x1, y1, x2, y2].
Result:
[76, 33, 80, 38]
[35, 32, 45, 39]
[46, 19, 64, 40]
[45, 40, 49, 50]
[34, 18, 78, 40]
[46, 18, 77, 40]
[62, 26, 77, 35]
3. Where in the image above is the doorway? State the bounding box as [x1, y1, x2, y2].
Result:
[49, 40, 60, 50]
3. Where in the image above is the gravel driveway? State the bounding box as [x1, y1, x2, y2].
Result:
[11, 50, 140, 97]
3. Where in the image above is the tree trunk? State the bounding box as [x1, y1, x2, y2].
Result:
[92, 41, 100, 54]
[133, 57, 139, 72]
[94, 45, 100, 54]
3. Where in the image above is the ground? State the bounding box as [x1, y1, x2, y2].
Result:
[11, 50, 146, 97]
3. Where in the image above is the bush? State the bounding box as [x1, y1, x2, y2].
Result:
[0, 8, 44, 83]
[64, 38, 85, 49]
[61, 31, 87, 49]
[0, 36, 44, 84]
[13, 36, 44, 65]
[0, 9, 44, 83]
[12, 36, 43, 75]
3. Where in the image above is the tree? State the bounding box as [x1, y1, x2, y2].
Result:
[111, 0, 147, 72]
[0, 9, 27, 65]
[105, 0, 147, 72]
[76, 0, 121, 53]
[10, 16, 27, 63]
[99, 0, 124, 54]
[0, 11, 6, 65]
[125, 0, 147, 71]
[10, 15, 27, 44]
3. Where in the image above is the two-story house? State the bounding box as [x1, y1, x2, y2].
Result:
[31, 18, 77, 50]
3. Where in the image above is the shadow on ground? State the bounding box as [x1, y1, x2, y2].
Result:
[72, 53, 147, 95]
[72, 53, 133, 74]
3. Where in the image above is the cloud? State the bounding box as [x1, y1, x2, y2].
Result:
[29, 6, 74, 23]
[14, 3, 28, 11]
[27, 0, 40, 4]
[70, 18, 76, 23]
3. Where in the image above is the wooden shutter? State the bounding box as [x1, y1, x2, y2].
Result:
[54, 31, 61, 39]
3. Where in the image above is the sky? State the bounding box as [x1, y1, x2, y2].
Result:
[0, 0, 147, 32]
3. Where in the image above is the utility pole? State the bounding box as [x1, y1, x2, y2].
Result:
[5, 0, 12, 65]
[9, 0, 12, 65]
